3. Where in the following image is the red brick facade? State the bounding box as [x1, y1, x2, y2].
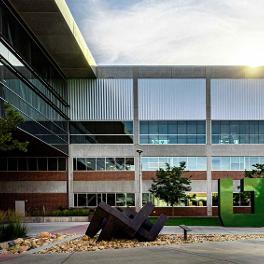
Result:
[212, 206, 251, 216]
[152, 206, 251, 216]
[0, 171, 67, 181]
[142, 171, 207, 180]
[212, 171, 245, 180]
[73, 171, 135, 181]
[0, 193, 68, 211]
[152, 207, 207, 216]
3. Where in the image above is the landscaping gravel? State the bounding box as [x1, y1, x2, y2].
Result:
[38, 234, 264, 254]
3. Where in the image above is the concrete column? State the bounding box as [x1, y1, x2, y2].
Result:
[133, 72, 141, 210]
[68, 146, 74, 208]
[206, 78, 212, 216]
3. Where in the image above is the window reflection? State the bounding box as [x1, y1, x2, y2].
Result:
[212, 121, 264, 144]
[141, 157, 207, 171]
[212, 156, 264, 171]
[73, 193, 135, 207]
[140, 121, 206, 144]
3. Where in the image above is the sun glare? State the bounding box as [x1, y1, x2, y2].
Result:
[233, 43, 264, 67]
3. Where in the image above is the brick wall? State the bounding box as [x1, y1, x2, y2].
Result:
[0, 171, 67, 181]
[212, 206, 251, 216]
[73, 171, 135, 181]
[143, 171, 207, 180]
[152, 207, 207, 216]
[0, 193, 68, 211]
[212, 171, 245, 180]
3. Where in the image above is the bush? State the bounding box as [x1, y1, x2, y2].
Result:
[47, 208, 90, 217]
[0, 210, 27, 242]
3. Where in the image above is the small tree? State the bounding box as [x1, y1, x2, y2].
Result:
[0, 104, 28, 152]
[149, 162, 191, 216]
[245, 163, 264, 178]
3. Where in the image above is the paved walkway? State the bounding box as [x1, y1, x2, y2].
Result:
[25, 222, 264, 236]
[1, 238, 264, 263]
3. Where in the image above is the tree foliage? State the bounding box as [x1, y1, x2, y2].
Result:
[149, 162, 192, 207]
[0, 104, 28, 152]
[245, 163, 264, 178]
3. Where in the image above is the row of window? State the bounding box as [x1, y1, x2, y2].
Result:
[1, 156, 262, 172]
[0, 157, 67, 171]
[212, 121, 264, 144]
[74, 193, 135, 207]
[0, 42, 68, 115]
[142, 156, 264, 171]
[73, 192, 251, 208]
[73, 157, 135, 171]
[141, 157, 207, 171]
[1, 1, 66, 97]
[212, 157, 264, 171]
[69, 121, 264, 145]
[140, 121, 206, 144]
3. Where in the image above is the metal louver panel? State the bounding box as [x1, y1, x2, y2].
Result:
[211, 79, 264, 120]
[68, 79, 133, 120]
[139, 79, 206, 120]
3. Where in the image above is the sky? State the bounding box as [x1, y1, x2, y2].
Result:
[66, 0, 264, 66]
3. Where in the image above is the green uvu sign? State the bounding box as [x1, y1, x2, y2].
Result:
[219, 178, 264, 227]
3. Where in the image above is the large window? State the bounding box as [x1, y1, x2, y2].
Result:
[70, 121, 133, 144]
[212, 156, 264, 171]
[0, 1, 66, 98]
[0, 42, 68, 115]
[140, 121, 206, 144]
[0, 157, 66, 171]
[73, 157, 135, 171]
[212, 193, 251, 207]
[74, 193, 135, 207]
[212, 121, 264, 144]
[143, 193, 207, 207]
[141, 157, 207, 171]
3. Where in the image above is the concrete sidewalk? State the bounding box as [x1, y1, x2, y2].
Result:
[1, 238, 264, 264]
[25, 222, 264, 236]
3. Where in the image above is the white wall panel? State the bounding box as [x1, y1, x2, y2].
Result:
[211, 79, 264, 120]
[139, 79, 206, 120]
[68, 79, 133, 120]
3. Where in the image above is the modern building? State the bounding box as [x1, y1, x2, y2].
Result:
[1, 0, 264, 216]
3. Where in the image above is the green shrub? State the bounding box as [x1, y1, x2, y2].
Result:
[47, 208, 90, 217]
[0, 222, 27, 242]
[0, 210, 27, 242]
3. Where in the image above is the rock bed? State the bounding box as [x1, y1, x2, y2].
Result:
[38, 234, 264, 254]
[0, 232, 72, 255]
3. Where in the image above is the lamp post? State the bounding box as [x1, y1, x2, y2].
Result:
[136, 149, 143, 210]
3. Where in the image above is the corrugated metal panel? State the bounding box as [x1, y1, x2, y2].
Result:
[211, 79, 264, 120]
[139, 79, 206, 120]
[68, 79, 133, 120]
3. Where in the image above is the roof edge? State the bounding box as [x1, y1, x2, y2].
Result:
[55, 0, 96, 72]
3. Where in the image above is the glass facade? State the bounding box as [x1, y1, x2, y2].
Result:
[0, 2, 68, 154]
[212, 121, 264, 144]
[70, 121, 133, 144]
[0, 1, 67, 98]
[74, 193, 135, 207]
[0, 157, 66, 171]
[143, 193, 207, 207]
[140, 121, 206, 144]
[73, 157, 135, 171]
[212, 156, 264, 171]
[0, 42, 68, 115]
[212, 193, 251, 206]
[141, 157, 207, 171]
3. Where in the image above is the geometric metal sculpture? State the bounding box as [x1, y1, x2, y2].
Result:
[86, 202, 167, 241]
[219, 178, 264, 227]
